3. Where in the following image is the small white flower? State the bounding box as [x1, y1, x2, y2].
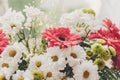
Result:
[28, 54, 47, 70]
[23, 6, 45, 29]
[23, 6, 44, 18]
[73, 61, 99, 80]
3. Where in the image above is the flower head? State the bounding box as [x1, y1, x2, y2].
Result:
[42, 27, 82, 48]
[89, 19, 120, 68]
[0, 29, 9, 54]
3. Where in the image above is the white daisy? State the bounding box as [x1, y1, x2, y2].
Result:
[28, 54, 47, 70]
[73, 61, 99, 80]
[0, 8, 25, 35]
[46, 47, 71, 69]
[0, 68, 13, 80]
[41, 65, 61, 80]
[1, 42, 23, 62]
[68, 45, 86, 60]
[12, 70, 25, 80]
[0, 58, 18, 73]
[24, 70, 34, 80]
[12, 70, 33, 80]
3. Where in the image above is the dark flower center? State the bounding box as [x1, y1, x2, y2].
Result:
[83, 70, 90, 78]
[58, 37, 66, 41]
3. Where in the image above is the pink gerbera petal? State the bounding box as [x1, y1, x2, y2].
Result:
[0, 29, 9, 54]
[42, 27, 82, 48]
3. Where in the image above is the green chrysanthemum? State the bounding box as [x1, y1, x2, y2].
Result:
[102, 49, 111, 61]
[96, 39, 106, 44]
[108, 46, 116, 57]
[86, 50, 93, 57]
[91, 43, 105, 56]
[32, 70, 44, 80]
[94, 58, 105, 70]
[82, 8, 96, 16]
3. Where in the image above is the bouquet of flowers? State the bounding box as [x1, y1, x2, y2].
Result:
[0, 5, 120, 80]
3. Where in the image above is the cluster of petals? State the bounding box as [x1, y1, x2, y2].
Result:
[89, 19, 120, 68]
[42, 27, 82, 48]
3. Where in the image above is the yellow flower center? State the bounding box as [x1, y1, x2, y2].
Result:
[2, 63, 9, 68]
[35, 61, 41, 67]
[51, 56, 58, 62]
[46, 72, 52, 78]
[18, 76, 24, 80]
[0, 74, 6, 80]
[70, 53, 77, 58]
[10, 23, 16, 28]
[9, 50, 16, 57]
[83, 70, 90, 79]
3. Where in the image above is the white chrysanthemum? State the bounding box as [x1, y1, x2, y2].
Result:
[28, 54, 47, 70]
[46, 47, 70, 69]
[0, 58, 18, 73]
[1, 42, 23, 62]
[73, 61, 99, 80]
[60, 9, 101, 36]
[0, 68, 13, 80]
[68, 45, 86, 60]
[12, 70, 24, 80]
[41, 65, 61, 80]
[0, 8, 25, 35]
[12, 70, 33, 80]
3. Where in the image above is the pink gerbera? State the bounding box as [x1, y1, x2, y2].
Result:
[0, 29, 9, 54]
[42, 27, 82, 48]
[89, 19, 120, 68]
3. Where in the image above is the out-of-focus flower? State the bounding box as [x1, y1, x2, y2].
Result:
[60, 9, 101, 37]
[23, 6, 45, 28]
[42, 27, 82, 48]
[89, 19, 120, 68]
[0, 8, 25, 35]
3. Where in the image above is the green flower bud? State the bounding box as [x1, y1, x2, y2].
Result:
[94, 58, 105, 70]
[86, 50, 93, 56]
[102, 49, 111, 61]
[32, 70, 44, 80]
[91, 43, 105, 56]
[82, 8, 96, 16]
[86, 56, 91, 60]
[96, 39, 106, 44]
[108, 46, 116, 56]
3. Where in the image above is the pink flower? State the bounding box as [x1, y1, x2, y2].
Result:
[89, 19, 120, 68]
[0, 29, 9, 54]
[42, 27, 82, 48]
